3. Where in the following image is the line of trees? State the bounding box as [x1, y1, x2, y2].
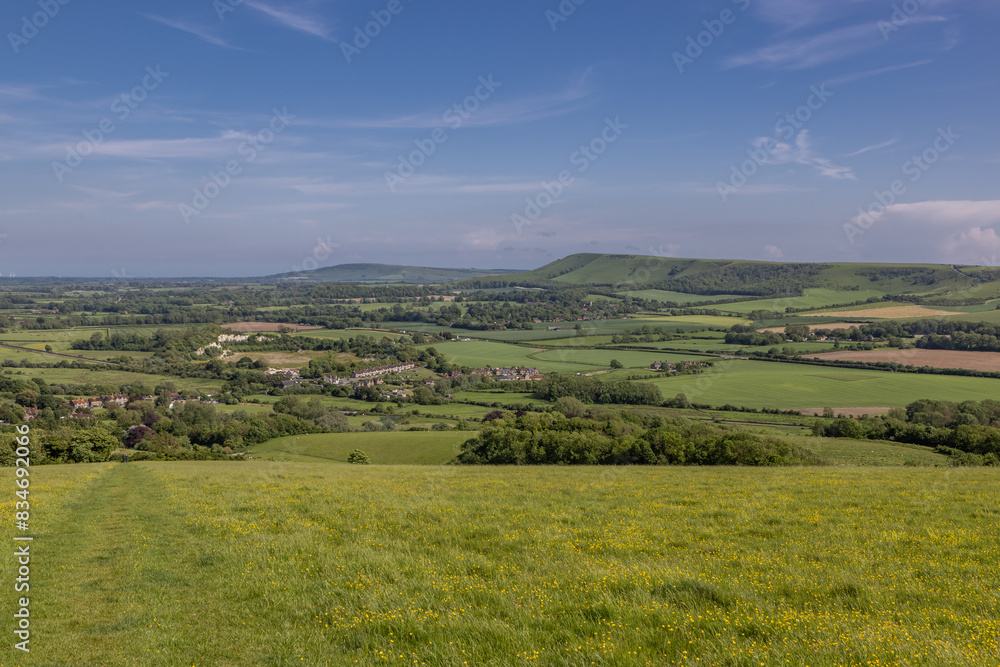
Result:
[814, 399, 1000, 464]
[456, 411, 823, 466]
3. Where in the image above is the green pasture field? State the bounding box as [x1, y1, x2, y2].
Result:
[934, 309, 1000, 325]
[292, 328, 410, 341]
[528, 348, 706, 369]
[453, 390, 550, 408]
[251, 431, 473, 464]
[401, 316, 747, 343]
[539, 335, 619, 347]
[0, 366, 221, 394]
[620, 290, 742, 304]
[4, 462, 996, 665]
[789, 436, 949, 466]
[649, 359, 1000, 409]
[711, 288, 885, 314]
[422, 340, 598, 372]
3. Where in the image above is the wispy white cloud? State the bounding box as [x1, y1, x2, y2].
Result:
[752, 0, 865, 31]
[857, 200, 1000, 226]
[728, 17, 946, 71]
[671, 182, 815, 197]
[727, 23, 886, 70]
[316, 74, 593, 130]
[825, 60, 932, 86]
[45, 131, 248, 160]
[141, 13, 247, 51]
[763, 244, 785, 259]
[0, 84, 49, 102]
[243, 1, 332, 39]
[845, 138, 899, 157]
[761, 130, 855, 180]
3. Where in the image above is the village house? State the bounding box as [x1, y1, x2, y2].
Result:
[474, 367, 543, 382]
[351, 362, 417, 379]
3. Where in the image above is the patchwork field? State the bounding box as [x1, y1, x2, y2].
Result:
[3, 462, 996, 665]
[811, 306, 955, 319]
[712, 288, 884, 314]
[621, 290, 742, 304]
[252, 431, 474, 464]
[808, 349, 1000, 372]
[649, 359, 1000, 409]
[222, 322, 322, 332]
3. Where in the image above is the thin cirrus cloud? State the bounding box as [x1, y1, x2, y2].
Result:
[845, 138, 899, 157]
[315, 75, 594, 130]
[824, 59, 932, 86]
[726, 19, 946, 70]
[36, 131, 252, 160]
[754, 130, 855, 180]
[140, 13, 247, 51]
[242, 0, 333, 40]
[727, 23, 888, 70]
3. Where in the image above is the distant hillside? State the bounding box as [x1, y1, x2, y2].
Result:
[271, 263, 521, 284]
[455, 253, 998, 302]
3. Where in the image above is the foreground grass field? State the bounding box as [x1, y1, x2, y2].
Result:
[1, 462, 997, 666]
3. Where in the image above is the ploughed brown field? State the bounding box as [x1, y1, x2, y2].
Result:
[222, 322, 321, 332]
[808, 349, 1000, 372]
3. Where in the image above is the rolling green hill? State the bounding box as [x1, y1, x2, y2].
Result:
[272, 263, 521, 283]
[456, 253, 989, 300]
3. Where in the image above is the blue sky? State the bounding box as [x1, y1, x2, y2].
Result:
[1, 0, 998, 276]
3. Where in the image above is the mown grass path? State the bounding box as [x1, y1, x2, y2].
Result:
[22, 463, 249, 666]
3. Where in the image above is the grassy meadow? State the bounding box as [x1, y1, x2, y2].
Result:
[2, 462, 996, 666]
[252, 431, 473, 464]
[649, 360, 1000, 409]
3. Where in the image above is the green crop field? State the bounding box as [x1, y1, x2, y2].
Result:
[4, 462, 997, 665]
[251, 431, 474, 464]
[650, 359, 1000, 409]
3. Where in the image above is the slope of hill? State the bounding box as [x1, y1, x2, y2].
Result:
[456, 254, 987, 299]
[271, 263, 520, 283]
